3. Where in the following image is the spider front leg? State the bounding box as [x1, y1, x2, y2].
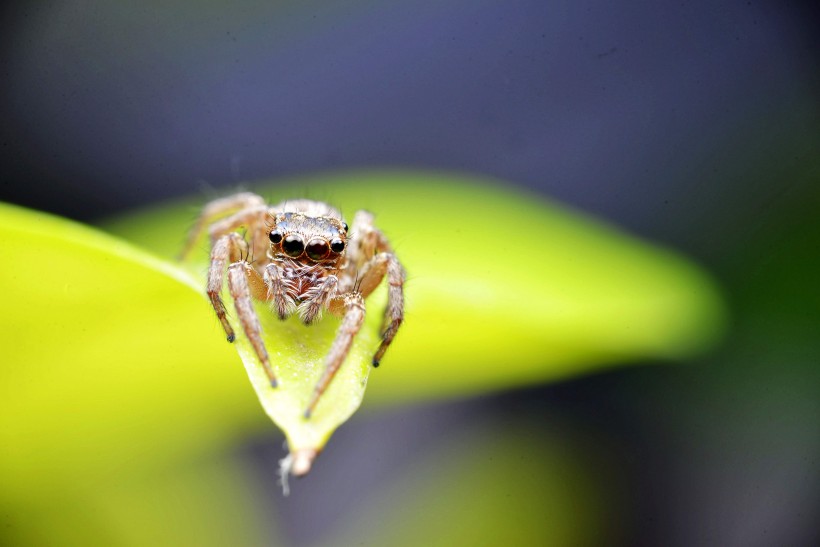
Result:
[207, 233, 248, 343]
[180, 192, 266, 260]
[358, 252, 405, 367]
[304, 292, 366, 418]
[228, 261, 278, 388]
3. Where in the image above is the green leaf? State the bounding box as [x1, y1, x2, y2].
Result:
[1, 170, 724, 543]
[103, 169, 726, 472]
[106, 170, 726, 405]
[232, 301, 383, 476]
[0, 202, 276, 545]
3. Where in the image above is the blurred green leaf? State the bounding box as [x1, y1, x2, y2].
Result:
[1, 170, 724, 544]
[0, 203, 274, 546]
[106, 170, 726, 404]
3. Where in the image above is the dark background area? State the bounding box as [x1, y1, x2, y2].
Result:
[2, 1, 819, 545]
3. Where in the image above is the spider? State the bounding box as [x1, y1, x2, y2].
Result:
[181, 192, 405, 418]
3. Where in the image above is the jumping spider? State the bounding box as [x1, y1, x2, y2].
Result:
[181, 193, 405, 418]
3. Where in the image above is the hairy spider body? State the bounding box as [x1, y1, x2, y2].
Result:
[182, 193, 405, 419]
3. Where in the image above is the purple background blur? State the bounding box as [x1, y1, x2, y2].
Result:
[2, 1, 819, 545]
[1, 1, 815, 248]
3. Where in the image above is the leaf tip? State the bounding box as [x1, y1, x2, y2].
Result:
[291, 448, 318, 476]
[278, 447, 319, 495]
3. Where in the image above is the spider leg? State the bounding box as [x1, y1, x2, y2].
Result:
[298, 275, 338, 325]
[228, 261, 278, 388]
[335, 210, 376, 293]
[263, 263, 296, 320]
[180, 192, 265, 260]
[207, 233, 248, 342]
[358, 252, 405, 367]
[207, 207, 269, 249]
[304, 292, 366, 418]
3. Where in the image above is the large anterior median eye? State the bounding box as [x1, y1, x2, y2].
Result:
[306, 238, 330, 261]
[282, 234, 304, 257]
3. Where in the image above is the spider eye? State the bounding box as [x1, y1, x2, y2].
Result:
[306, 238, 330, 261]
[330, 239, 345, 253]
[282, 234, 304, 257]
[342, 222, 349, 233]
[269, 230, 283, 244]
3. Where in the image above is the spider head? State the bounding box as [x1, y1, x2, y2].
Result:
[268, 212, 348, 263]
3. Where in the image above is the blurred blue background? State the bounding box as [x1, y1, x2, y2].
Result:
[2, 1, 819, 545]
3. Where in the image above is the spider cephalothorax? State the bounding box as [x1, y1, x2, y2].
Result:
[181, 193, 405, 420]
[266, 206, 349, 322]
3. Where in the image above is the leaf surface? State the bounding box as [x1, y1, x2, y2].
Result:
[1, 170, 724, 487]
